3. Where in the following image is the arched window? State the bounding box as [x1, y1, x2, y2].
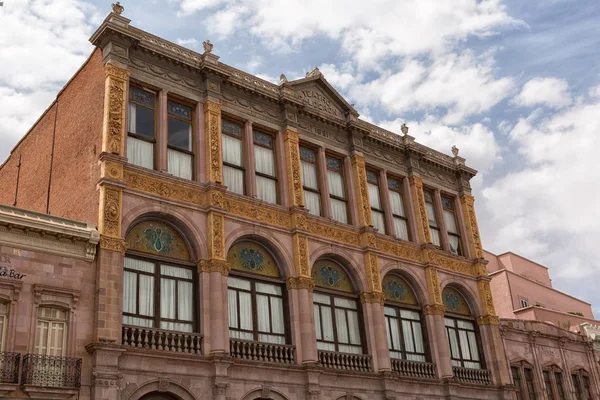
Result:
[572, 369, 592, 400]
[227, 241, 287, 344]
[123, 220, 195, 332]
[382, 274, 427, 362]
[442, 287, 483, 369]
[312, 259, 364, 354]
[543, 365, 566, 400]
[0, 302, 8, 351]
[511, 361, 537, 400]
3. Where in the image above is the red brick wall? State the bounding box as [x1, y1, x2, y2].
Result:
[0, 48, 104, 225]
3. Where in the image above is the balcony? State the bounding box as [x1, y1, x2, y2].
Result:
[229, 339, 295, 364]
[21, 354, 82, 388]
[391, 358, 437, 379]
[0, 352, 20, 384]
[122, 325, 203, 354]
[452, 366, 492, 385]
[318, 350, 372, 372]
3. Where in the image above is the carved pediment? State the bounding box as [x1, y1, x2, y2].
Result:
[288, 71, 358, 120]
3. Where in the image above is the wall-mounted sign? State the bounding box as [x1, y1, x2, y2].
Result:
[0, 266, 25, 280]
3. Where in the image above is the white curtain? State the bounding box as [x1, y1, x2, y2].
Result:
[161, 278, 176, 320]
[228, 289, 239, 329]
[256, 176, 277, 203]
[448, 235, 460, 255]
[393, 218, 409, 241]
[223, 166, 244, 194]
[168, 149, 192, 180]
[139, 275, 155, 317]
[222, 134, 242, 165]
[425, 202, 438, 227]
[304, 191, 321, 216]
[128, 103, 136, 133]
[444, 210, 458, 234]
[368, 183, 381, 208]
[431, 227, 441, 246]
[270, 297, 285, 334]
[255, 146, 276, 176]
[301, 161, 319, 189]
[127, 136, 154, 169]
[389, 191, 405, 217]
[123, 271, 137, 315]
[372, 210, 385, 233]
[335, 309, 349, 344]
[257, 294, 270, 332]
[327, 170, 345, 197]
[330, 198, 348, 224]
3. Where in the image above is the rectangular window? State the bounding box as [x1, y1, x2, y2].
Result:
[444, 317, 481, 369]
[582, 375, 591, 400]
[313, 292, 362, 354]
[544, 371, 555, 400]
[572, 374, 582, 400]
[512, 367, 523, 400]
[385, 306, 426, 362]
[0, 302, 8, 352]
[387, 177, 410, 241]
[442, 196, 462, 255]
[254, 130, 278, 204]
[525, 368, 536, 400]
[35, 308, 68, 357]
[326, 156, 349, 224]
[128, 86, 156, 169]
[520, 298, 529, 308]
[367, 170, 385, 233]
[167, 100, 193, 180]
[424, 190, 441, 246]
[300, 145, 322, 216]
[222, 119, 245, 195]
[555, 372, 566, 400]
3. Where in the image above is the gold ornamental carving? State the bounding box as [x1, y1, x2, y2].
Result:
[425, 267, 442, 305]
[223, 198, 292, 229]
[198, 259, 230, 275]
[208, 189, 225, 208]
[364, 251, 381, 292]
[477, 280, 497, 316]
[307, 221, 360, 246]
[351, 154, 373, 228]
[426, 249, 474, 276]
[292, 212, 308, 230]
[360, 231, 377, 249]
[99, 186, 122, 237]
[477, 315, 500, 326]
[123, 169, 204, 205]
[292, 234, 310, 276]
[204, 100, 223, 184]
[408, 176, 431, 244]
[99, 235, 127, 255]
[286, 276, 315, 291]
[284, 129, 305, 208]
[101, 161, 124, 181]
[102, 64, 129, 156]
[207, 212, 225, 260]
[460, 194, 484, 259]
[376, 238, 423, 263]
[423, 304, 445, 316]
[360, 291, 385, 305]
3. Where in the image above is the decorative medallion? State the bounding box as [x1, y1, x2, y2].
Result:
[228, 241, 280, 277]
[382, 274, 417, 305]
[312, 260, 353, 293]
[442, 287, 471, 315]
[126, 220, 190, 261]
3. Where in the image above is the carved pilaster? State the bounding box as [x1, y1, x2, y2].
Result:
[360, 291, 385, 304]
[425, 266, 442, 305]
[102, 63, 129, 156]
[286, 276, 315, 291]
[207, 211, 225, 260]
[364, 251, 382, 292]
[350, 154, 373, 228]
[423, 304, 445, 316]
[292, 233, 310, 277]
[100, 159, 124, 181]
[477, 280, 497, 316]
[198, 259, 230, 275]
[204, 100, 223, 184]
[99, 235, 126, 255]
[284, 129, 305, 208]
[98, 185, 122, 240]
[408, 176, 432, 244]
[460, 194, 484, 259]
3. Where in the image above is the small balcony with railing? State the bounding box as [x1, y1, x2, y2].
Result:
[452, 366, 492, 385]
[391, 358, 437, 379]
[121, 325, 203, 354]
[317, 350, 372, 372]
[0, 352, 20, 385]
[229, 339, 296, 364]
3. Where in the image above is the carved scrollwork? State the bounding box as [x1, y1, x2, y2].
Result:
[198, 259, 230, 275]
[208, 212, 225, 260]
[293, 234, 310, 276]
[351, 154, 373, 227]
[409, 176, 431, 243]
[307, 222, 360, 246]
[204, 101, 223, 184]
[123, 169, 204, 204]
[460, 194, 484, 259]
[365, 252, 381, 292]
[101, 187, 122, 237]
[423, 304, 445, 316]
[360, 291, 385, 304]
[99, 235, 127, 255]
[286, 276, 315, 291]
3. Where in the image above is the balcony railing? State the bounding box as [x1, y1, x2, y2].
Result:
[229, 339, 295, 364]
[0, 352, 20, 384]
[391, 358, 437, 379]
[21, 354, 82, 388]
[452, 366, 492, 385]
[122, 325, 203, 354]
[318, 350, 372, 372]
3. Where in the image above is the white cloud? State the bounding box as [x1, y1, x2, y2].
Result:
[513, 77, 572, 109]
[176, 37, 199, 48]
[589, 84, 600, 100]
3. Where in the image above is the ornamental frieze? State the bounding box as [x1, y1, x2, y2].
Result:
[297, 87, 345, 119]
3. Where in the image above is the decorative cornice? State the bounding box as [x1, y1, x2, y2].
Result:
[286, 276, 315, 291]
[360, 291, 385, 305]
[0, 204, 99, 261]
[198, 259, 230, 275]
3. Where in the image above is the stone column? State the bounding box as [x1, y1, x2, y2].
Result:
[424, 266, 452, 378]
[433, 189, 450, 251]
[86, 343, 125, 400]
[157, 90, 168, 172]
[350, 153, 372, 228]
[317, 148, 331, 218]
[283, 129, 305, 208]
[408, 176, 432, 245]
[101, 63, 129, 156]
[204, 100, 223, 184]
[361, 291, 390, 372]
[459, 194, 484, 260]
[243, 121, 256, 197]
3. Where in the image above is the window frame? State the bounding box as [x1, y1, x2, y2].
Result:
[423, 188, 442, 247]
[227, 270, 290, 344]
[34, 306, 69, 357]
[299, 143, 323, 216]
[511, 362, 538, 400]
[252, 128, 279, 204]
[384, 300, 429, 361]
[444, 312, 485, 369]
[221, 116, 246, 195]
[313, 286, 366, 354]
[519, 298, 529, 308]
[123, 251, 197, 332]
[441, 194, 463, 256]
[387, 174, 411, 241]
[511, 366, 524, 400]
[366, 168, 386, 234]
[166, 97, 195, 180]
[128, 83, 158, 145]
[571, 369, 591, 400]
[325, 153, 350, 224]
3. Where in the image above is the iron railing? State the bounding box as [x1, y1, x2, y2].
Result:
[391, 358, 437, 379]
[122, 325, 203, 354]
[21, 354, 82, 388]
[318, 350, 372, 372]
[452, 366, 492, 385]
[229, 339, 295, 364]
[0, 352, 20, 384]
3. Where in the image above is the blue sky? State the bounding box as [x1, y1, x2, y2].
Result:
[1, 0, 600, 315]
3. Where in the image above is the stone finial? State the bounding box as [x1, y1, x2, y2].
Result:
[279, 74, 288, 85]
[111, 1, 124, 15]
[306, 67, 322, 78]
[400, 123, 409, 136]
[203, 40, 213, 53]
[451, 145, 459, 157]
